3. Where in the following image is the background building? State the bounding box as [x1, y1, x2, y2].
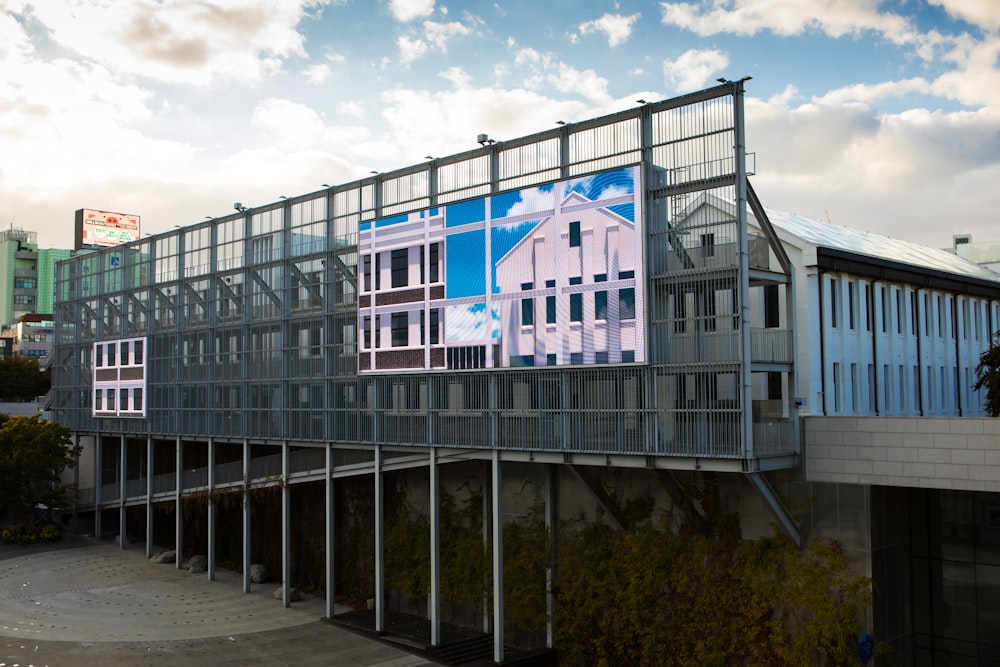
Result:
[0, 227, 72, 328]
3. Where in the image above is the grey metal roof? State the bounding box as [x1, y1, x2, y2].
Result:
[761, 208, 1000, 284]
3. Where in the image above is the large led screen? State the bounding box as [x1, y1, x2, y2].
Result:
[358, 166, 645, 372]
[75, 208, 141, 250]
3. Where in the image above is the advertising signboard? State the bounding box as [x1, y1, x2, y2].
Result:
[75, 209, 141, 250]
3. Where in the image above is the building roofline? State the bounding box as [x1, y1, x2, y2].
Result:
[816, 247, 1000, 298]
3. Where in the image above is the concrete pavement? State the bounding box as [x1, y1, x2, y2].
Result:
[0, 534, 439, 666]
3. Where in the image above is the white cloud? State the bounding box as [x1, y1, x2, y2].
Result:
[397, 35, 429, 64]
[303, 63, 332, 85]
[12, 0, 321, 87]
[660, 0, 918, 44]
[812, 78, 931, 106]
[397, 18, 473, 64]
[251, 98, 327, 149]
[928, 0, 1000, 30]
[746, 93, 1000, 248]
[424, 20, 471, 50]
[577, 13, 640, 47]
[439, 66, 471, 88]
[663, 49, 729, 92]
[511, 46, 609, 105]
[388, 0, 435, 22]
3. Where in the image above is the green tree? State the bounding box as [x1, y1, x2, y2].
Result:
[0, 356, 51, 401]
[974, 334, 1000, 416]
[0, 414, 80, 518]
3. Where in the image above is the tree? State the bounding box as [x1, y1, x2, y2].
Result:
[974, 334, 1000, 416]
[0, 356, 51, 401]
[0, 414, 80, 519]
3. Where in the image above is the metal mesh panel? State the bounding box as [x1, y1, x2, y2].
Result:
[51, 82, 793, 463]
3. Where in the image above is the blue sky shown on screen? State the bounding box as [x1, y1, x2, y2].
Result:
[2, 0, 998, 249]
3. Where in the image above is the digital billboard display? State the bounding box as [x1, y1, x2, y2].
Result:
[75, 208, 141, 250]
[358, 166, 645, 372]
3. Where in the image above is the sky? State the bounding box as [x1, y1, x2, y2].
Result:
[1, 0, 998, 251]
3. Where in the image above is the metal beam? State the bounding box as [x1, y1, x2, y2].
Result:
[748, 472, 802, 549]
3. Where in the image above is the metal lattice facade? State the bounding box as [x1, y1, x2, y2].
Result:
[51, 82, 797, 468]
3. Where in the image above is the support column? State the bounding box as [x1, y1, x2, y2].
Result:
[491, 450, 504, 664]
[429, 448, 441, 646]
[95, 435, 102, 541]
[207, 438, 216, 581]
[545, 464, 557, 648]
[119, 435, 126, 549]
[281, 441, 291, 608]
[374, 446, 385, 633]
[325, 445, 335, 619]
[175, 437, 183, 570]
[146, 437, 153, 558]
[242, 439, 251, 594]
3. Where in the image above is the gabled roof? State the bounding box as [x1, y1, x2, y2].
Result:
[762, 208, 1000, 284]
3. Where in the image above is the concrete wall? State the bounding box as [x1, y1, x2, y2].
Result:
[805, 416, 1000, 490]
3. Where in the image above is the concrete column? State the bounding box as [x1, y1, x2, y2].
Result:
[545, 464, 557, 648]
[491, 450, 504, 664]
[281, 441, 291, 608]
[207, 438, 215, 581]
[175, 437, 183, 570]
[95, 435, 102, 541]
[325, 445, 335, 619]
[242, 439, 251, 594]
[374, 446, 384, 633]
[146, 437, 153, 558]
[430, 448, 441, 646]
[119, 435, 126, 549]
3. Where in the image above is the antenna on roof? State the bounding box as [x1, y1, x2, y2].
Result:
[824, 210, 832, 224]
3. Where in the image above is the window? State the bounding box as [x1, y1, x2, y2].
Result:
[569, 277, 583, 322]
[619, 270, 635, 321]
[363, 255, 371, 292]
[391, 312, 408, 347]
[547, 353, 556, 366]
[133, 388, 143, 411]
[546, 280, 556, 324]
[570, 293, 582, 323]
[702, 290, 716, 332]
[95, 390, 103, 411]
[96, 346, 104, 367]
[107, 389, 115, 410]
[767, 371, 782, 399]
[595, 290, 608, 321]
[848, 282, 857, 330]
[910, 291, 918, 335]
[881, 286, 889, 333]
[864, 284, 872, 331]
[830, 278, 840, 328]
[363, 316, 371, 348]
[850, 363, 858, 412]
[430, 309, 439, 345]
[391, 248, 408, 288]
[701, 233, 715, 257]
[429, 242, 439, 283]
[833, 362, 842, 412]
[621, 350, 635, 363]
[569, 221, 581, 247]
[675, 291, 687, 332]
[375, 314, 381, 348]
[108, 343, 116, 366]
[375, 253, 381, 291]
[511, 354, 534, 367]
[570, 352, 583, 365]
[937, 295, 944, 337]
[521, 282, 534, 326]
[133, 340, 143, 364]
[895, 289, 903, 334]
[764, 285, 779, 329]
[595, 351, 609, 364]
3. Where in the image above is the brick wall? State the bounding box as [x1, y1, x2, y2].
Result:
[804, 416, 1000, 490]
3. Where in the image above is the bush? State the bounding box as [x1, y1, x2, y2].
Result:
[0, 521, 62, 545]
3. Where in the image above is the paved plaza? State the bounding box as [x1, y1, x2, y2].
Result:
[0, 534, 438, 666]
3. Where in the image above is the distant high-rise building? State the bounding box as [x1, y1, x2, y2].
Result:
[0, 227, 73, 327]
